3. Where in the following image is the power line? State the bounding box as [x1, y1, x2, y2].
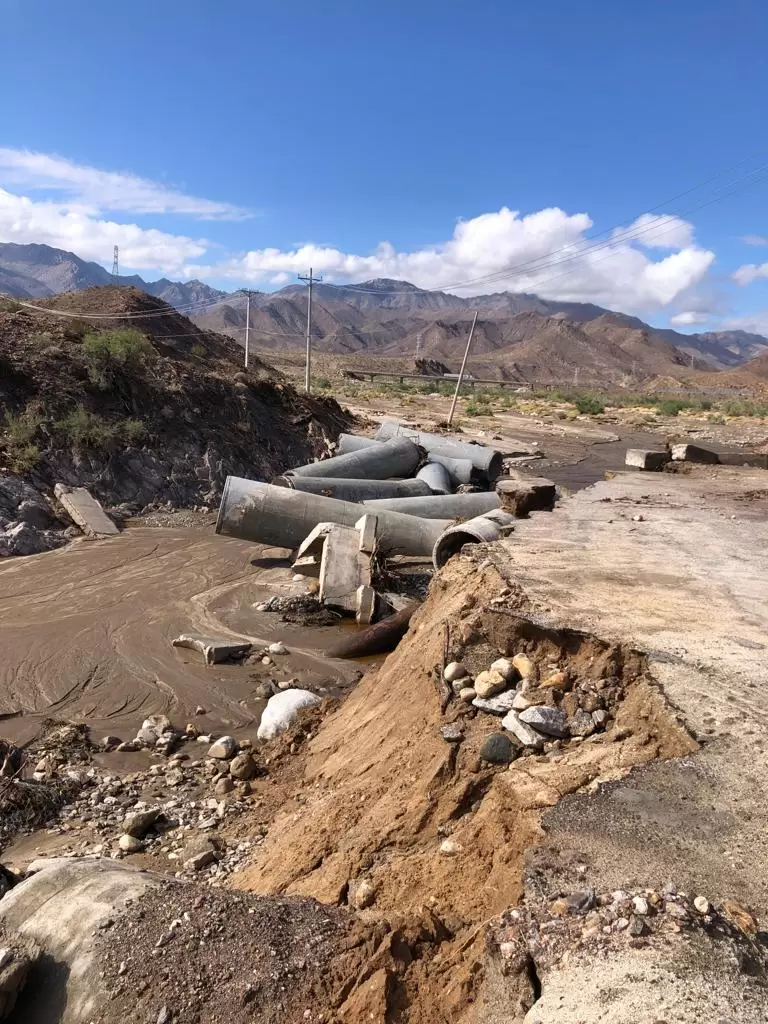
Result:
[298, 267, 322, 393]
[111, 245, 119, 281]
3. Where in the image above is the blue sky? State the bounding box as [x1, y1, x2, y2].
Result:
[2, 0, 768, 332]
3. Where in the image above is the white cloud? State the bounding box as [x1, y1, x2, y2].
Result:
[670, 311, 710, 326]
[742, 235, 768, 246]
[616, 213, 694, 249]
[186, 206, 714, 315]
[0, 188, 207, 273]
[732, 262, 768, 286]
[718, 314, 768, 337]
[0, 148, 249, 220]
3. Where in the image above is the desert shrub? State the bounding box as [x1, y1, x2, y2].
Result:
[2, 407, 44, 473]
[122, 418, 147, 444]
[56, 406, 118, 449]
[29, 331, 54, 346]
[190, 343, 206, 358]
[315, 376, 331, 389]
[0, 296, 22, 312]
[573, 395, 605, 415]
[657, 398, 689, 417]
[82, 329, 153, 385]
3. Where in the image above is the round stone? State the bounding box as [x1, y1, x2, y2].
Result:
[479, 733, 519, 765]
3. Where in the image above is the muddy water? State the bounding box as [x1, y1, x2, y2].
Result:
[0, 527, 362, 748]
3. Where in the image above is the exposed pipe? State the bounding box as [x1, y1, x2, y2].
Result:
[426, 453, 475, 486]
[335, 433, 383, 455]
[415, 462, 452, 495]
[216, 477, 451, 557]
[325, 603, 419, 659]
[286, 437, 421, 481]
[375, 421, 503, 480]
[362, 491, 500, 519]
[432, 509, 517, 569]
[272, 476, 432, 501]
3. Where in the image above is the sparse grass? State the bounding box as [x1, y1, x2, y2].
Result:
[190, 343, 206, 358]
[2, 406, 45, 473]
[122, 418, 147, 444]
[29, 331, 54, 346]
[56, 406, 118, 449]
[315, 376, 331, 389]
[0, 296, 22, 312]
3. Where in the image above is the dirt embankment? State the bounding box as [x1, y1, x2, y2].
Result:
[0, 288, 352, 552]
[230, 555, 698, 1022]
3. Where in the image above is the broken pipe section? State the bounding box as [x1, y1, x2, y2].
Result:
[272, 476, 432, 501]
[285, 437, 421, 481]
[216, 477, 451, 557]
[375, 420, 503, 480]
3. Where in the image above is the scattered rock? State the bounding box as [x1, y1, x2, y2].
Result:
[157, 1006, 172, 1024]
[350, 878, 376, 910]
[628, 914, 646, 937]
[214, 777, 235, 796]
[512, 653, 534, 679]
[479, 733, 519, 765]
[592, 709, 609, 728]
[443, 662, 468, 684]
[439, 838, 462, 856]
[182, 836, 222, 871]
[694, 895, 710, 915]
[512, 692, 531, 711]
[118, 834, 144, 853]
[569, 710, 596, 737]
[136, 715, 173, 747]
[124, 808, 160, 839]
[501, 711, 545, 749]
[565, 890, 595, 913]
[101, 735, 122, 751]
[632, 895, 649, 916]
[519, 705, 569, 738]
[229, 752, 257, 780]
[540, 670, 570, 690]
[440, 723, 464, 743]
[458, 686, 476, 703]
[472, 690, 518, 714]
[208, 736, 237, 760]
[268, 642, 288, 655]
[474, 669, 506, 699]
[490, 657, 516, 681]
[722, 898, 757, 934]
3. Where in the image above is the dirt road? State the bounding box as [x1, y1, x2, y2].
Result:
[0, 526, 359, 747]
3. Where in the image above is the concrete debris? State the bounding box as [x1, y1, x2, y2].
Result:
[625, 449, 670, 471]
[172, 633, 252, 666]
[670, 443, 720, 464]
[53, 483, 119, 536]
[363, 490, 500, 519]
[274, 475, 431, 500]
[497, 473, 557, 515]
[415, 461, 452, 495]
[256, 689, 322, 741]
[287, 437, 421, 481]
[375, 421, 503, 480]
[432, 509, 517, 569]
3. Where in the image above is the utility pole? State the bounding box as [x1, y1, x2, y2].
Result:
[244, 289, 251, 370]
[112, 245, 119, 281]
[298, 267, 323, 392]
[447, 311, 478, 428]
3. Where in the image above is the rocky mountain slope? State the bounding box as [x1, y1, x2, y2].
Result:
[0, 287, 350, 555]
[3, 242, 768, 379]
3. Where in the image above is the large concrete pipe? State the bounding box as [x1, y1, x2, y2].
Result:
[362, 491, 500, 519]
[415, 462, 452, 495]
[432, 510, 517, 569]
[375, 420, 503, 479]
[335, 433, 383, 455]
[272, 476, 432, 501]
[286, 437, 421, 481]
[427, 452, 475, 486]
[216, 477, 451, 557]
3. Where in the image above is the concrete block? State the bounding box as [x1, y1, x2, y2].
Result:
[172, 634, 251, 665]
[496, 473, 556, 514]
[625, 449, 670, 471]
[54, 484, 119, 537]
[319, 526, 372, 613]
[355, 514, 378, 554]
[670, 444, 719, 464]
[295, 522, 335, 560]
[292, 554, 321, 578]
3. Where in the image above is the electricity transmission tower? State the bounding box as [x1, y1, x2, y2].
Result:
[298, 267, 323, 393]
[112, 245, 119, 280]
[244, 289, 251, 370]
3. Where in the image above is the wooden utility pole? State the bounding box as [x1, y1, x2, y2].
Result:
[244, 289, 251, 370]
[299, 267, 323, 392]
[447, 311, 478, 427]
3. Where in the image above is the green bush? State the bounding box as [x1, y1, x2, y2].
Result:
[82, 329, 153, 384]
[56, 406, 118, 449]
[315, 376, 331, 389]
[573, 395, 605, 415]
[657, 398, 689, 417]
[122, 418, 147, 444]
[2, 407, 44, 473]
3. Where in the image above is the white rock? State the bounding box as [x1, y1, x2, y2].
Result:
[443, 662, 468, 684]
[693, 895, 710, 914]
[439, 838, 462, 856]
[257, 689, 321, 741]
[459, 687, 476, 703]
[472, 690, 518, 714]
[491, 658, 516, 681]
[0, 949, 12, 971]
[268, 642, 288, 655]
[512, 692, 531, 711]
[501, 711, 544, 749]
[519, 706, 569, 738]
[118, 834, 143, 853]
[512, 653, 534, 679]
[208, 736, 237, 759]
[632, 895, 649, 916]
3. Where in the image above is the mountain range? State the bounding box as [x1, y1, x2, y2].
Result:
[2, 241, 768, 385]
